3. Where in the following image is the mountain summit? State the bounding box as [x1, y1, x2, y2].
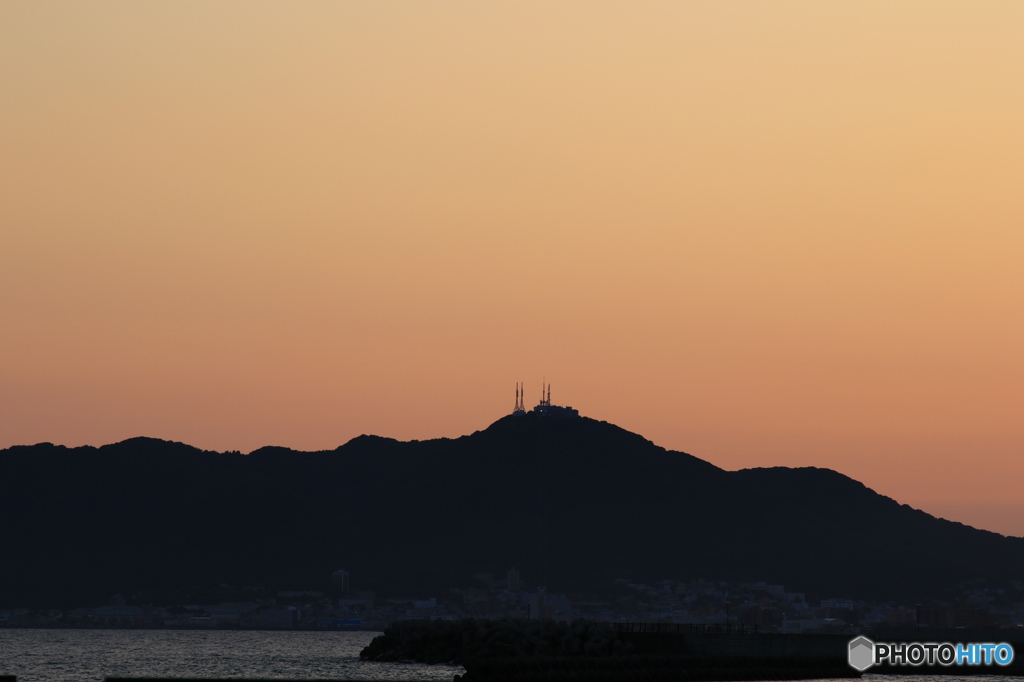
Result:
[2, 415, 1022, 607]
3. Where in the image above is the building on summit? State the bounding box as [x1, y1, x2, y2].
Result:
[512, 383, 579, 418]
[535, 383, 579, 418]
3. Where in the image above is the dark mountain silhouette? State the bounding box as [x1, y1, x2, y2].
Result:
[2, 413, 1021, 607]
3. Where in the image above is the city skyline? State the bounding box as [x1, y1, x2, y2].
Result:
[2, 2, 1022, 536]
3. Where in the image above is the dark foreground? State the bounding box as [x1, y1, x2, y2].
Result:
[8, 416, 1024, 608]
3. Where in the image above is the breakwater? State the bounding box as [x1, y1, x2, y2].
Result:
[360, 618, 634, 664]
[360, 620, 1024, 680]
[458, 655, 855, 682]
[360, 619, 859, 681]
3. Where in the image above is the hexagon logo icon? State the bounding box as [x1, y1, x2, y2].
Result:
[848, 636, 875, 671]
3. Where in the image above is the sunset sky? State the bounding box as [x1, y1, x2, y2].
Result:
[2, 2, 1022, 534]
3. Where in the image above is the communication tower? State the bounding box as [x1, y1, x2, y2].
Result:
[534, 384, 578, 418]
[512, 382, 526, 415]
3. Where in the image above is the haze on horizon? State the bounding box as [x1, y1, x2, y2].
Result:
[1, 2, 1022, 535]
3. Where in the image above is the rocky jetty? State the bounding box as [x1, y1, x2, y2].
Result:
[457, 655, 858, 682]
[360, 619, 863, 682]
[359, 618, 635, 664]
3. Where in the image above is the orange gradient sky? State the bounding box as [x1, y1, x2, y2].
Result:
[2, 2, 1022, 534]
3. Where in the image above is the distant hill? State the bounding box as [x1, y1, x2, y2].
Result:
[2, 413, 1022, 607]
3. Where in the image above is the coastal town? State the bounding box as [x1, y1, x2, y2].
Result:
[4, 569, 1023, 633]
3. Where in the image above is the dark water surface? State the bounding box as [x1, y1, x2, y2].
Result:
[2, 629, 1020, 682]
[0, 629, 462, 682]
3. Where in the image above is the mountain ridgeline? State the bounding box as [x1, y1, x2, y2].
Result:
[3, 413, 1022, 607]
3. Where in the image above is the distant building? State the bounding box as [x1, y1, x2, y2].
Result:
[277, 590, 323, 599]
[512, 383, 579, 418]
[257, 607, 297, 628]
[542, 593, 573, 620]
[507, 567, 520, 593]
[464, 588, 492, 616]
[534, 384, 579, 418]
[332, 569, 350, 595]
[91, 604, 144, 626]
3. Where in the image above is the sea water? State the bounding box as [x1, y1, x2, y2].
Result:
[0, 629, 462, 682]
[1, 629, 1020, 682]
